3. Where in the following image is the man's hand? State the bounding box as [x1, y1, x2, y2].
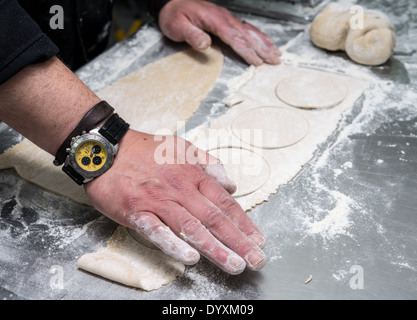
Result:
[159, 0, 282, 66]
[85, 130, 267, 274]
[0, 44, 267, 276]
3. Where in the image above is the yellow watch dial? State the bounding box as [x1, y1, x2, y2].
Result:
[75, 140, 107, 172]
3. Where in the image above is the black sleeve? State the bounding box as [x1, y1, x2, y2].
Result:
[145, 0, 171, 19]
[0, 0, 59, 85]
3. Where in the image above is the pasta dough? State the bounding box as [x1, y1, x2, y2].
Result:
[310, 3, 396, 66]
[187, 64, 368, 211]
[276, 74, 348, 109]
[208, 147, 270, 197]
[231, 106, 310, 148]
[98, 47, 224, 134]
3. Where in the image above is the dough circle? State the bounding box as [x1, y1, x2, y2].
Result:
[208, 147, 270, 197]
[276, 74, 348, 109]
[231, 106, 310, 149]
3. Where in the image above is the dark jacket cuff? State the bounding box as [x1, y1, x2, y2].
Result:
[146, 0, 171, 19]
[0, 0, 59, 85]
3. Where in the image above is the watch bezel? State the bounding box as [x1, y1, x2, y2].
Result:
[67, 132, 117, 180]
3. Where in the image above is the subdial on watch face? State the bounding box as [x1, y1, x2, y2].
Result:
[92, 145, 102, 154]
[81, 157, 91, 166]
[76, 140, 107, 172]
[92, 156, 102, 166]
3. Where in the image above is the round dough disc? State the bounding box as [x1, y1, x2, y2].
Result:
[276, 74, 348, 109]
[208, 147, 270, 197]
[231, 106, 310, 149]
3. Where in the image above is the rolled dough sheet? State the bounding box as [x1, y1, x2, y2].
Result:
[0, 47, 224, 291]
[276, 73, 349, 109]
[187, 64, 368, 212]
[98, 46, 224, 134]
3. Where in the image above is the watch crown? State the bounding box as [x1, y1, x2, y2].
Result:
[66, 148, 71, 153]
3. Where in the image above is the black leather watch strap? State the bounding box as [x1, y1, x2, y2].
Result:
[54, 101, 114, 166]
[99, 113, 130, 145]
[62, 164, 86, 186]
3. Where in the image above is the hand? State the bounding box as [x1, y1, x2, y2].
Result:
[84, 130, 267, 274]
[158, 0, 282, 66]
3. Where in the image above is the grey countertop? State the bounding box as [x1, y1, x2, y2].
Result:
[1, 0, 416, 300]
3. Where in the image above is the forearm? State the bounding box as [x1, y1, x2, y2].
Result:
[0, 56, 101, 156]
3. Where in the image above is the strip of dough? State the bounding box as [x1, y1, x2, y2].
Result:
[187, 64, 368, 212]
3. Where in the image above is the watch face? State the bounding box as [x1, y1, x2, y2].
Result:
[68, 132, 117, 180]
[75, 141, 107, 172]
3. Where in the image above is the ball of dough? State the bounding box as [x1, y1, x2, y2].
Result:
[310, 3, 352, 51]
[310, 4, 396, 66]
[345, 11, 396, 66]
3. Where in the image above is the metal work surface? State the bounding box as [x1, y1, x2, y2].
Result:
[210, 0, 332, 23]
[1, 0, 417, 300]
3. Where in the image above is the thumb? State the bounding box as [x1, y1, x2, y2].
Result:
[204, 163, 237, 195]
[197, 150, 237, 195]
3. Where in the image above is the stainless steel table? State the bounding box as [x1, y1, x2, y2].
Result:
[1, 0, 416, 300]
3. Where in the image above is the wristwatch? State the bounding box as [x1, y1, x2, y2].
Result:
[62, 113, 129, 185]
[53, 102, 130, 185]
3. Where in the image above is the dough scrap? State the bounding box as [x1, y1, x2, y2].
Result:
[0, 47, 224, 291]
[208, 147, 270, 197]
[77, 226, 185, 291]
[310, 3, 396, 66]
[187, 64, 368, 211]
[276, 74, 348, 109]
[231, 106, 310, 149]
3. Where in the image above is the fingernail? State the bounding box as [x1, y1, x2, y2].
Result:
[269, 50, 282, 65]
[246, 249, 266, 271]
[249, 233, 266, 248]
[196, 39, 210, 50]
[272, 55, 281, 65]
[184, 249, 200, 265]
[227, 255, 246, 275]
[253, 57, 264, 66]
